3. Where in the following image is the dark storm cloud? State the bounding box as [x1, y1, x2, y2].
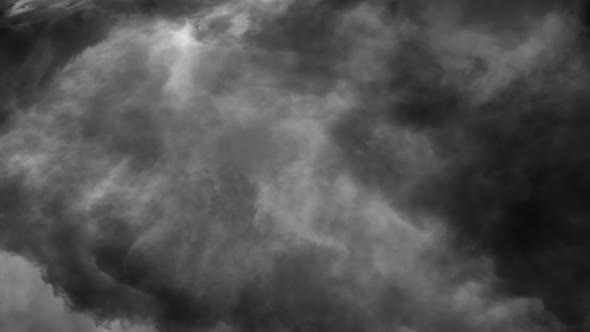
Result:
[1, 0, 590, 331]
[330, 1, 590, 331]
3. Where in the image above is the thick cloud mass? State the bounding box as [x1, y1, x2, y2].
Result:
[0, 0, 590, 331]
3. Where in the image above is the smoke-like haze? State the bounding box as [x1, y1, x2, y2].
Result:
[0, 0, 589, 331]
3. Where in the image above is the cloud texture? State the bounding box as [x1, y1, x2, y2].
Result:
[0, 0, 589, 331]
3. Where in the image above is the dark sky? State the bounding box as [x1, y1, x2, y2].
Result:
[1, 1, 590, 331]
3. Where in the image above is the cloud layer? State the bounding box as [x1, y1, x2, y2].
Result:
[0, 0, 589, 331]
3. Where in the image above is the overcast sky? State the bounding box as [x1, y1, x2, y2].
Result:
[0, 1, 589, 331]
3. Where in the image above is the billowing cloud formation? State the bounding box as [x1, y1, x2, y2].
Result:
[0, 0, 589, 331]
[0, 251, 154, 332]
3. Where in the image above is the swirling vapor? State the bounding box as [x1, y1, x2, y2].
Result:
[0, 1, 589, 331]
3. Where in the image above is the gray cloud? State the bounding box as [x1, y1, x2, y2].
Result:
[0, 0, 588, 331]
[0, 251, 154, 332]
